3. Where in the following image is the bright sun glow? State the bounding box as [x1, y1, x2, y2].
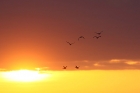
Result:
[3, 69, 50, 82]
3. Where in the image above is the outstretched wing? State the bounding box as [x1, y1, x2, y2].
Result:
[82, 36, 85, 39]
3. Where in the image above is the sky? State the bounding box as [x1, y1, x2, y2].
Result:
[0, 1, 140, 93]
[0, 0, 140, 70]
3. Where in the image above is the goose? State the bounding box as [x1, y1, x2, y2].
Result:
[95, 31, 103, 35]
[75, 66, 80, 69]
[63, 66, 67, 69]
[66, 41, 75, 45]
[93, 36, 101, 39]
[78, 36, 85, 41]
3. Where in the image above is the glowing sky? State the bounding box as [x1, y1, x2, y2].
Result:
[0, 0, 140, 70]
[0, 70, 140, 93]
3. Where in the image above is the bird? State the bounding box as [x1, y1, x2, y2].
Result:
[78, 36, 85, 41]
[93, 36, 101, 39]
[95, 31, 103, 35]
[63, 66, 67, 69]
[66, 41, 75, 45]
[75, 66, 80, 69]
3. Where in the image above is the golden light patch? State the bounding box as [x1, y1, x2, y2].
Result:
[125, 61, 138, 65]
[109, 59, 121, 63]
[93, 63, 103, 66]
[2, 69, 50, 82]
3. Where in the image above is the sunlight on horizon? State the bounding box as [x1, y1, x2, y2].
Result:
[1, 69, 50, 82]
[0, 70, 140, 93]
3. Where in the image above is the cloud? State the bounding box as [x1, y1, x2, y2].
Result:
[76, 59, 140, 70]
[109, 59, 140, 66]
[98, 59, 140, 69]
[109, 59, 122, 63]
[93, 63, 105, 67]
[125, 61, 139, 65]
[33, 59, 140, 70]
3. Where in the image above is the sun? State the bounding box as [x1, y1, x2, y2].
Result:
[3, 69, 50, 82]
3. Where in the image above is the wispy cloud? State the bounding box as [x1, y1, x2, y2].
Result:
[75, 59, 140, 70]
[93, 59, 140, 70]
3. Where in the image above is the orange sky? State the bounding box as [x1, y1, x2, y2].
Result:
[0, 0, 140, 70]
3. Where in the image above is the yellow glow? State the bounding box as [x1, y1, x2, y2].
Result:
[1, 70, 140, 93]
[93, 63, 104, 66]
[109, 59, 121, 63]
[125, 61, 138, 65]
[2, 69, 50, 82]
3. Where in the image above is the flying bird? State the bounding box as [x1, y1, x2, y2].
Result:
[78, 36, 85, 41]
[66, 41, 75, 45]
[63, 66, 67, 69]
[95, 31, 103, 35]
[93, 36, 101, 39]
[75, 66, 80, 69]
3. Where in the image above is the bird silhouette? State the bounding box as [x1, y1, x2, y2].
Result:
[93, 36, 101, 39]
[66, 41, 75, 45]
[95, 31, 103, 35]
[75, 66, 80, 69]
[78, 36, 85, 41]
[63, 66, 67, 69]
